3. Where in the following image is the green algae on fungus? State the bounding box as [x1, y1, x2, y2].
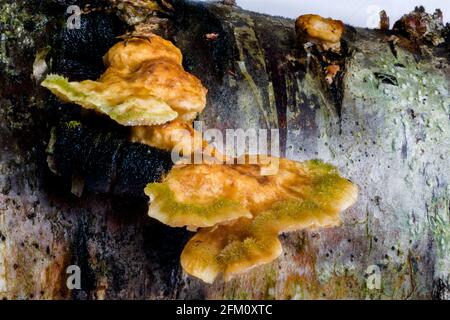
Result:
[172, 159, 358, 283]
[41, 74, 178, 126]
[145, 182, 252, 230]
[249, 200, 333, 234]
[305, 159, 338, 174]
[41, 35, 208, 129]
[181, 197, 346, 283]
[180, 218, 282, 284]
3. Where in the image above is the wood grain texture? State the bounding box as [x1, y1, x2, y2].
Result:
[0, 0, 449, 299]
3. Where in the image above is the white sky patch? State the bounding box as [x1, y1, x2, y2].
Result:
[200, 0, 450, 28]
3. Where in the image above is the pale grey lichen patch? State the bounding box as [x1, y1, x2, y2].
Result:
[0, 2, 48, 76]
[32, 46, 51, 82]
[278, 25, 450, 298]
[428, 196, 450, 279]
[311, 28, 450, 298]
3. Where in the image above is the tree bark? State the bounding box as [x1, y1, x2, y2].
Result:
[0, 0, 449, 299]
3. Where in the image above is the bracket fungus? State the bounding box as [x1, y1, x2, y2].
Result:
[295, 14, 345, 52]
[145, 158, 358, 283]
[43, 31, 358, 284]
[42, 34, 207, 126]
[325, 64, 341, 85]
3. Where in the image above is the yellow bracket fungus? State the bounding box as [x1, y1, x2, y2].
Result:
[295, 14, 345, 52]
[41, 34, 207, 126]
[43, 31, 358, 284]
[42, 74, 178, 126]
[146, 159, 358, 283]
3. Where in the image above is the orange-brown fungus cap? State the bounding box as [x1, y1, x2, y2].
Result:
[296, 14, 345, 51]
[103, 34, 183, 70]
[42, 35, 207, 126]
[146, 159, 358, 282]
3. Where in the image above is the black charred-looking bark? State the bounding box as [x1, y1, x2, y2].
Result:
[49, 122, 172, 198]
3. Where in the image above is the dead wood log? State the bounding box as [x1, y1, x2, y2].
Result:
[0, 0, 449, 299]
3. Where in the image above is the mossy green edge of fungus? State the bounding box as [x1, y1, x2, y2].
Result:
[145, 182, 244, 218]
[41, 74, 94, 108]
[41, 74, 178, 126]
